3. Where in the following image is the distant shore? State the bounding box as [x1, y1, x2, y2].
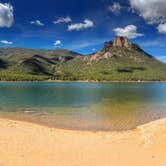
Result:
[0, 117, 166, 166]
[0, 79, 166, 83]
[46, 80, 166, 83]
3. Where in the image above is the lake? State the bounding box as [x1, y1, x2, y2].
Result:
[0, 82, 166, 131]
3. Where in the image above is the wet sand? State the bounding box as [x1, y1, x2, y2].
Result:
[0, 118, 166, 166]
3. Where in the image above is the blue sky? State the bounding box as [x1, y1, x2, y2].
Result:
[0, 0, 166, 62]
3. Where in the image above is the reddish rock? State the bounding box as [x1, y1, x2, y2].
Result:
[113, 36, 132, 48]
[103, 52, 113, 59]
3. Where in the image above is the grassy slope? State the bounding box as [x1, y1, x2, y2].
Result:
[55, 47, 166, 81]
[55, 58, 166, 81]
[0, 47, 166, 81]
[0, 48, 80, 81]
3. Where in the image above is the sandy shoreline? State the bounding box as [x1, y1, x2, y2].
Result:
[0, 118, 166, 166]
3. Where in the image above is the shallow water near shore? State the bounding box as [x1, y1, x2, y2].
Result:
[0, 82, 166, 131]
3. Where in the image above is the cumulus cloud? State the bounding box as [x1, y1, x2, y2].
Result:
[113, 25, 144, 39]
[156, 56, 166, 63]
[141, 41, 161, 47]
[0, 3, 14, 28]
[54, 40, 62, 47]
[68, 19, 94, 31]
[92, 48, 96, 51]
[129, 0, 166, 24]
[157, 23, 166, 34]
[30, 20, 44, 26]
[67, 38, 106, 50]
[0, 40, 13, 45]
[108, 2, 121, 14]
[53, 16, 72, 24]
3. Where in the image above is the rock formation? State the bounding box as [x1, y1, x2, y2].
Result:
[113, 36, 132, 48]
[86, 36, 149, 63]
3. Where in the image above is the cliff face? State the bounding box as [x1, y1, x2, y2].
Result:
[88, 36, 133, 62]
[89, 36, 153, 63]
[102, 36, 133, 52]
[113, 36, 132, 48]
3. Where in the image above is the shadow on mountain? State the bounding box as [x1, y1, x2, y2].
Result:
[117, 67, 146, 73]
[22, 58, 53, 76]
[0, 59, 8, 69]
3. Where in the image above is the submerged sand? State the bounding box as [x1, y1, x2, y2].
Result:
[0, 118, 166, 166]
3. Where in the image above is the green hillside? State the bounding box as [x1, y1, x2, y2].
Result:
[0, 37, 166, 81]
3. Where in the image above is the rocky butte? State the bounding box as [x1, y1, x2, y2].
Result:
[88, 36, 139, 62]
[113, 36, 132, 48]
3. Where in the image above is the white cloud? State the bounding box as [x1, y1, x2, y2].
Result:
[53, 16, 72, 24]
[54, 40, 62, 47]
[108, 2, 121, 14]
[76, 42, 90, 49]
[67, 38, 107, 50]
[92, 48, 96, 52]
[129, 0, 166, 24]
[156, 56, 166, 63]
[68, 19, 94, 31]
[129, 0, 166, 34]
[141, 41, 161, 47]
[0, 3, 14, 28]
[157, 23, 166, 34]
[30, 20, 44, 26]
[113, 25, 144, 39]
[0, 40, 13, 45]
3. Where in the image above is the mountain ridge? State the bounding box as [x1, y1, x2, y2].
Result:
[0, 36, 166, 81]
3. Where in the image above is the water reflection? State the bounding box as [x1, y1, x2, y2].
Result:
[0, 82, 166, 131]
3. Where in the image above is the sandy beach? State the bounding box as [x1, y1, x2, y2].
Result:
[0, 118, 166, 166]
